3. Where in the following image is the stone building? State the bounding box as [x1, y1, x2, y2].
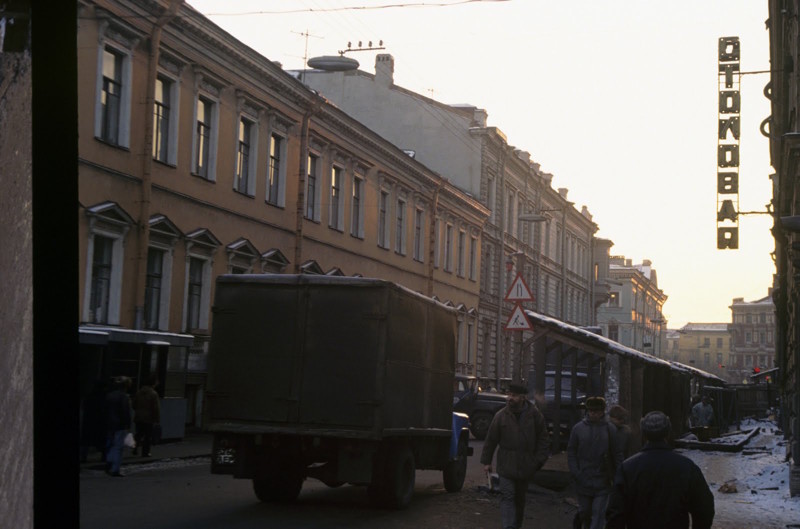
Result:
[728, 293, 776, 384]
[673, 323, 731, 381]
[298, 54, 606, 383]
[77, 0, 488, 435]
[765, 0, 800, 495]
[596, 256, 668, 355]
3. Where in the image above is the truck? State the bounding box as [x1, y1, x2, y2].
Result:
[452, 374, 508, 440]
[206, 274, 471, 509]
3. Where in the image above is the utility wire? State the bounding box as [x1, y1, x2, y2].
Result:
[204, 0, 510, 17]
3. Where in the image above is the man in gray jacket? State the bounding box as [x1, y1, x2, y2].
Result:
[481, 384, 550, 529]
[568, 397, 623, 529]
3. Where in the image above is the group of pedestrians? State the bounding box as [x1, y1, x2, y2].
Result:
[481, 385, 715, 529]
[80, 374, 161, 477]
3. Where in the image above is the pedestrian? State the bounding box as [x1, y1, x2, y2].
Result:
[132, 375, 161, 457]
[691, 395, 714, 427]
[105, 376, 132, 477]
[608, 405, 633, 459]
[80, 379, 108, 463]
[480, 383, 550, 529]
[567, 396, 623, 529]
[605, 411, 715, 529]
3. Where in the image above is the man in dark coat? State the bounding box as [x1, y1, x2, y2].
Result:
[606, 411, 715, 529]
[132, 375, 161, 457]
[480, 384, 550, 529]
[568, 396, 623, 529]
[105, 376, 132, 477]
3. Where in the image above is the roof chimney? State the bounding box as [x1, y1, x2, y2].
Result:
[558, 187, 569, 199]
[375, 54, 394, 86]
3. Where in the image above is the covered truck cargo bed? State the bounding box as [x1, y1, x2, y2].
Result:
[206, 274, 457, 438]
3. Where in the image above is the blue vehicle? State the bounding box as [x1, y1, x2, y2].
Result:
[207, 274, 471, 509]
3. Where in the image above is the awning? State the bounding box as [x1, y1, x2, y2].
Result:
[79, 325, 195, 347]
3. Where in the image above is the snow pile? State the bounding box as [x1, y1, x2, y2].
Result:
[680, 419, 799, 528]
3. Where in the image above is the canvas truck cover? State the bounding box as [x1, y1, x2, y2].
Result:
[206, 274, 458, 438]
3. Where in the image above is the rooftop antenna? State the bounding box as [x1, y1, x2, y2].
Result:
[291, 29, 322, 82]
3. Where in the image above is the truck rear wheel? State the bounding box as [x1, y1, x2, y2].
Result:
[442, 437, 468, 492]
[252, 459, 305, 503]
[470, 412, 492, 440]
[368, 444, 415, 509]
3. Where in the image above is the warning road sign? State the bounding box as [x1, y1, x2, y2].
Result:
[505, 273, 534, 302]
[504, 304, 532, 331]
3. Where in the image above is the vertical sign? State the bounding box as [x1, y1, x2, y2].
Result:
[717, 36, 740, 249]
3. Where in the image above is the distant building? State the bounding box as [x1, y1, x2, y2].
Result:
[299, 54, 606, 381]
[596, 256, 667, 355]
[728, 292, 776, 384]
[674, 323, 731, 380]
[664, 329, 681, 361]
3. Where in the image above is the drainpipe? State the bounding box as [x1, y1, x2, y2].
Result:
[133, 0, 183, 329]
[426, 178, 445, 296]
[294, 99, 321, 272]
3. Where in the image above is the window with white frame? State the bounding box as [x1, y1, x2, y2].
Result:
[234, 115, 257, 196]
[469, 235, 477, 280]
[82, 202, 133, 325]
[305, 153, 321, 221]
[413, 208, 424, 262]
[329, 165, 344, 230]
[193, 95, 218, 180]
[444, 223, 454, 272]
[395, 198, 407, 254]
[153, 74, 178, 165]
[378, 190, 390, 248]
[145, 215, 179, 331]
[267, 133, 286, 207]
[183, 230, 219, 332]
[457, 229, 466, 277]
[96, 44, 131, 147]
[351, 175, 364, 238]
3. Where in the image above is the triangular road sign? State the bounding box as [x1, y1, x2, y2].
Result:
[505, 304, 532, 331]
[505, 273, 534, 302]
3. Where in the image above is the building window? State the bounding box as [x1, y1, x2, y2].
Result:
[378, 190, 389, 248]
[434, 219, 441, 268]
[745, 331, 752, 343]
[745, 355, 753, 367]
[395, 199, 406, 254]
[234, 116, 256, 196]
[96, 45, 132, 147]
[608, 292, 620, 307]
[759, 313, 766, 324]
[486, 176, 495, 221]
[444, 224, 454, 272]
[767, 330, 773, 344]
[193, 96, 217, 180]
[306, 153, 320, 220]
[457, 230, 466, 277]
[746, 313, 752, 324]
[704, 352, 710, 366]
[466, 321, 474, 363]
[89, 235, 113, 324]
[144, 248, 165, 330]
[729, 353, 735, 366]
[760, 332, 766, 344]
[608, 324, 619, 342]
[716, 353, 723, 366]
[186, 257, 205, 331]
[329, 165, 343, 230]
[152, 76, 173, 163]
[267, 134, 286, 207]
[469, 236, 477, 281]
[351, 176, 364, 238]
[703, 337, 710, 347]
[83, 202, 133, 325]
[506, 192, 515, 233]
[413, 208, 424, 262]
[716, 337, 723, 348]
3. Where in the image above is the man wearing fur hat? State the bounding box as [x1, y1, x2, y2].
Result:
[480, 383, 550, 529]
[568, 396, 623, 529]
[606, 411, 714, 529]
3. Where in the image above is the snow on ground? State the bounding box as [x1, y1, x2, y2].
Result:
[678, 419, 800, 528]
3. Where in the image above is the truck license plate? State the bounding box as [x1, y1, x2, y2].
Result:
[215, 447, 236, 465]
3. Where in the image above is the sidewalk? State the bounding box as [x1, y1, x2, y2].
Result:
[80, 431, 213, 471]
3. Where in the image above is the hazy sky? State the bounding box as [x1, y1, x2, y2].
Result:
[186, 0, 775, 328]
